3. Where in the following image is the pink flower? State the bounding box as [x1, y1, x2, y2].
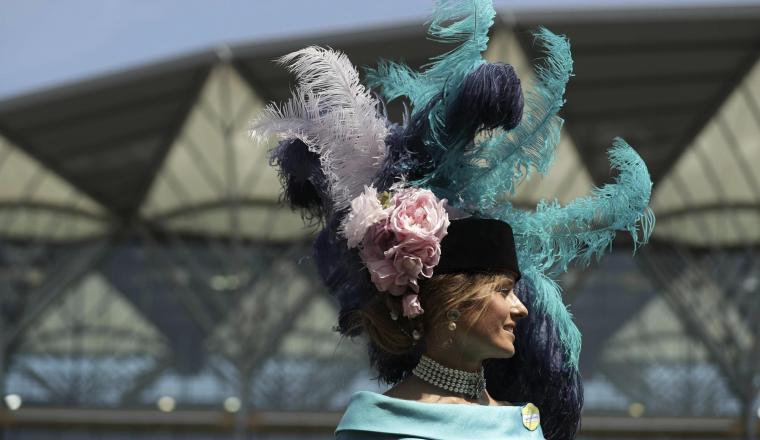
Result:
[348, 186, 450, 311]
[389, 188, 449, 242]
[402, 293, 424, 318]
[342, 186, 391, 249]
[360, 222, 394, 261]
[365, 258, 405, 295]
[385, 239, 441, 293]
[360, 223, 407, 295]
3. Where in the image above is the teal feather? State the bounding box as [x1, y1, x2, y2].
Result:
[441, 27, 573, 210]
[520, 267, 582, 369]
[485, 139, 654, 369]
[364, 1, 654, 372]
[506, 138, 654, 275]
[365, 0, 494, 149]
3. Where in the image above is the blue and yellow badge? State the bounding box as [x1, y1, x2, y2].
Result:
[521, 403, 540, 431]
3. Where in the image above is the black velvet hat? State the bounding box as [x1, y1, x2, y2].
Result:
[434, 217, 521, 281]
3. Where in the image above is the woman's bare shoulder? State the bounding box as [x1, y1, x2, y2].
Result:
[382, 378, 422, 400]
[384, 378, 515, 407]
[382, 377, 454, 403]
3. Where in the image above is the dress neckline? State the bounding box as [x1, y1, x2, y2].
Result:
[336, 390, 544, 440]
[378, 390, 517, 407]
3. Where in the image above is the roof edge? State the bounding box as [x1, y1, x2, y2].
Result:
[508, 3, 760, 25]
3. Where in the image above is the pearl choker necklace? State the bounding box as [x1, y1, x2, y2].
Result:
[412, 355, 486, 399]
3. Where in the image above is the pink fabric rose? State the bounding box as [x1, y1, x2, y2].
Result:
[342, 186, 391, 249]
[365, 258, 406, 296]
[360, 223, 407, 295]
[389, 188, 449, 242]
[401, 293, 424, 318]
[359, 222, 394, 261]
[385, 239, 441, 292]
[347, 186, 450, 312]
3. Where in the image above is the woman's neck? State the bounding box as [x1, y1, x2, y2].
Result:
[423, 347, 483, 373]
[385, 374, 502, 406]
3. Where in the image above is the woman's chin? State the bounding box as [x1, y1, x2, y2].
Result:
[497, 333, 516, 357]
[488, 344, 516, 359]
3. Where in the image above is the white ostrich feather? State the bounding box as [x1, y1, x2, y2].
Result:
[249, 46, 389, 212]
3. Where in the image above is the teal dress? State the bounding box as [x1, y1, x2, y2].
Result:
[335, 391, 546, 440]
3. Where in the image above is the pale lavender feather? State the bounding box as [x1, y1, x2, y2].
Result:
[249, 47, 389, 212]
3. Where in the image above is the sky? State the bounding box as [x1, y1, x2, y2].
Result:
[2, 0, 760, 101]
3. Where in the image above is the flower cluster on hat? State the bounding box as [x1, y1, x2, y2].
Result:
[341, 185, 450, 318]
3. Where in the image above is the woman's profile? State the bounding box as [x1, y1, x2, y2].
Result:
[249, 1, 655, 439]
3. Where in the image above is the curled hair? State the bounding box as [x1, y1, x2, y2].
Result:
[353, 272, 502, 383]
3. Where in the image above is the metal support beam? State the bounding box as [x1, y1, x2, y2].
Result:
[2, 239, 112, 350]
[640, 247, 753, 402]
[119, 356, 174, 405]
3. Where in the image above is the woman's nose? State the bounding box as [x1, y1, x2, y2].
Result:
[511, 295, 528, 319]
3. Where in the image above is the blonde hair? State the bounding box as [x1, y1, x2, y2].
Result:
[354, 273, 503, 355]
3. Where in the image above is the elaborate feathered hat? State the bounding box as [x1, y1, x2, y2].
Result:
[250, 1, 654, 439]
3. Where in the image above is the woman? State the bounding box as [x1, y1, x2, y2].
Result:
[381, 270, 528, 406]
[336, 217, 547, 439]
[250, 1, 654, 439]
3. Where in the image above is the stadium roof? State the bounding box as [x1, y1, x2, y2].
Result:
[0, 3, 758, 425]
[1, 4, 759, 245]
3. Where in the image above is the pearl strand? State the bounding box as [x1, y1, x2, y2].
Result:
[411, 355, 486, 399]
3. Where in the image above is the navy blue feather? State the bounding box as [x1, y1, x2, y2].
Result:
[313, 215, 373, 336]
[372, 97, 440, 191]
[268, 138, 330, 223]
[484, 279, 583, 440]
[443, 62, 524, 149]
[258, 3, 655, 440]
[368, 342, 425, 385]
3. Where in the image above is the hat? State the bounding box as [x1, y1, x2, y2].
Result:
[435, 218, 521, 280]
[250, 1, 654, 438]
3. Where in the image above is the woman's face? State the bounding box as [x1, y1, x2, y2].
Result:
[457, 274, 528, 359]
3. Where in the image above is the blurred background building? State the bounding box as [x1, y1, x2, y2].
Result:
[1, 0, 759, 439]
